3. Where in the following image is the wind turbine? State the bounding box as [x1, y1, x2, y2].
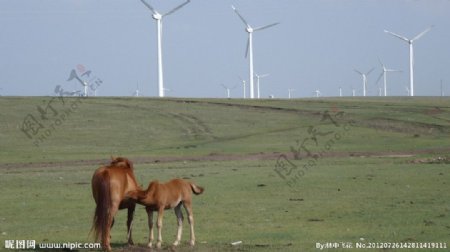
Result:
[384, 26, 433, 96]
[221, 84, 237, 98]
[67, 69, 88, 97]
[239, 76, 246, 98]
[134, 82, 140, 97]
[91, 85, 98, 96]
[232, 5, 279, 99]
[140, 0, 190, 97]
[354, 68, 374, 97]
[255, 73, 269, 99]
[339, 87, 342, 97]
[405, 86, 410, 96]
[288, 88, 294, 99]
[313, 89, 321, 98]
[375, 58, 401, 96]
[163, 88, 172, 96]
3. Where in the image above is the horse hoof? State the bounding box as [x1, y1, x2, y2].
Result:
[172, 241, 180, 246]
[156, 242, 162, 249]
[147, 242, 153, 248]
[189, 240, 195, 246]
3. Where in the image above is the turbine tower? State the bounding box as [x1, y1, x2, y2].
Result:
[375, 58, 401, 96]
[288, 88, 294, 99]
[140, 0, 190, 97]
[232, 5, 279, 99]
[405, 86, 410, 96]
[354, 68, 374, 97]
[134, 82, 140, 97]
[384, 26, 433, 96]
[255, 73, 269, 99]
[313, 90, 321, 98]
[221, 84, 236, 98]
[239, 76, 246, 98]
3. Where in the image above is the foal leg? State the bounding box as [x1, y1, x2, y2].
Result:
[126, 205, 135, 245]
[183, 201, 196, 246]
[173, 204, 184, 246]
[156, 207, 165, 249]
[146, 207, 154, 248]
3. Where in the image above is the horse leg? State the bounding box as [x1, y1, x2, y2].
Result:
[146, 207, 154, 248]
[109, 218, 115, 242]
[173, 204, 184, 246]
[126, 204, 135, 246]
[105, 203, 119, 252]
[156, 207, 165, 249]
[183, 201, 195, 246]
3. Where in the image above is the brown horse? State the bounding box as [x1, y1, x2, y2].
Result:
[131, 178, 204, 248]
[91, 157, 141, 252]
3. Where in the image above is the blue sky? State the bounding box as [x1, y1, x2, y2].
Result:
[0, 0, 449, 98]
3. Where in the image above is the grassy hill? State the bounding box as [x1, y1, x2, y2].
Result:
[0, 96, 449, 251]
[1, 96, 450, 164]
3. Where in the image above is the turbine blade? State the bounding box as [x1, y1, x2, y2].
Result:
[259, 73, 270, 78]
[375, 73, 383, 85]
[366, 67, 375, 75]
[384, 30, 409, 42]
[231, 5, 250, 28]
[254, 22, 279, 32]
[354, 69, 363, 75]
[164, 0, 190, 17]
[412, 26, 433, 42]
[140, 0, 157, 14]
[377, 56, 384, 67]
[245, 37, 249, 58]
[386, 69, 402, 72]
[220, 83, 227, 89]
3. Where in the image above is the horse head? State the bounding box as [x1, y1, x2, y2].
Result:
[110, 156, 134, 170]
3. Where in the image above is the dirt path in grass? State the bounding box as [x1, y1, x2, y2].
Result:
[1, 147, 449, 170]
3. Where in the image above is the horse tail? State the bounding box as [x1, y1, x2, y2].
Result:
[190, 183, 204, 195]
[91, 170, 111, 244]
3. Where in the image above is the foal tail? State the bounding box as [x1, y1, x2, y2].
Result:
[190, 183, 204, 195]
[91, 170, 111, 244]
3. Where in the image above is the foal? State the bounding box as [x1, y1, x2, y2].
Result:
[132, 178, 204, 248]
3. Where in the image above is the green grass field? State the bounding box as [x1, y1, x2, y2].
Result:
[0, 97, 449, 251]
